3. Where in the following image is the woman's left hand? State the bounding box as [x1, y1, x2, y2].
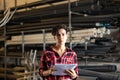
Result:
[64, 69, 77, 79]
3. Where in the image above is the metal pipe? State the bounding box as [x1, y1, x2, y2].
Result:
[42, 29, 46, 50]
[68, 0, 72, 49]
[21, 31, 24, 58]
[78, 65, 117, 72]
[79, 69, 120, 80]
[4, 25, 7, 80]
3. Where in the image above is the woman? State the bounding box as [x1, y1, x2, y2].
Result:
[39, 24, 78, 80]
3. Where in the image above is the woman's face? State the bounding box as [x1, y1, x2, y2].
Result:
[54, 28, 68, 45]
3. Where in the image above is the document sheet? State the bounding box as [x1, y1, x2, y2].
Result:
[52, 64, 77, 75]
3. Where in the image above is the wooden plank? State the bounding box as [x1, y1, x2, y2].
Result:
[6, 28, 99, 44]
[16, 75, 36, 80]
[11, 28, 96, 41]
[13, 70, 38, 76]
[0, 73, 20, 79]
[0, 67, 26, 72]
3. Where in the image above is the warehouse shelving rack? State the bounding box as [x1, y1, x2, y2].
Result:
[4, 29, 47, 80]
[0, 1, 83, 79]
[1, 1, 76, 80]
[0, 0, 108, 80]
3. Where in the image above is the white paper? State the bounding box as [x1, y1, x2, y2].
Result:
[52, 64, 77, 75]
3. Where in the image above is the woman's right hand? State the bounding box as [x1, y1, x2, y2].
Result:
[48, 66, 54, 75]
[43, 66, 54, 76]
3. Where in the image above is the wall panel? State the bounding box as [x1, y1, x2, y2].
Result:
[0, 0, 4, 10]
[6, 0, 15, 9]
[1, 0, 40, 9]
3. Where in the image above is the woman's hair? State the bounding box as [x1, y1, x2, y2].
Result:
[51, 24, 69, 36]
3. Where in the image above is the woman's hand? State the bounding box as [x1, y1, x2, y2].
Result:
[48, 66, 54, 75]
[43, 66, 54, 76]
[64, 69, 77, 79]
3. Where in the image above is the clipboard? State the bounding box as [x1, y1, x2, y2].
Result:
[52, 64, 77, 75]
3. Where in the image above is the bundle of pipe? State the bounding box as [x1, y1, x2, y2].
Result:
[0, 0, 66, 14]
[9, 0, 120, 21]
[73, 42, 116, 51]
[0, 0, 119, 35]
[3, 0, 119, 30]
[6, 17, 119, 35]
[10, 0, 98, 20]
[73, 37, 118, 58]
[78, 69, 120, 80]
[78, 65, 117, 72]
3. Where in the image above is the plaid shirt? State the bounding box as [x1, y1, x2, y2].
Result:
[39, 46, 78, 80]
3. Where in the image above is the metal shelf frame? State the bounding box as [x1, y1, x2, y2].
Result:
[2, 0, 81, 80]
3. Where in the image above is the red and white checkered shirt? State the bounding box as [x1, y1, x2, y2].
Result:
[39, 46, 78, 80]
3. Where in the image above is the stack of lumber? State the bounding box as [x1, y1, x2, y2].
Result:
[6, 28, 97, 44]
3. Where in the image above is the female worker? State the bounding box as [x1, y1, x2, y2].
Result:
[39, 24, 78, 80]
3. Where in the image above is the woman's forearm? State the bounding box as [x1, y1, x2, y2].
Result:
[42, 69, 52, 76]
